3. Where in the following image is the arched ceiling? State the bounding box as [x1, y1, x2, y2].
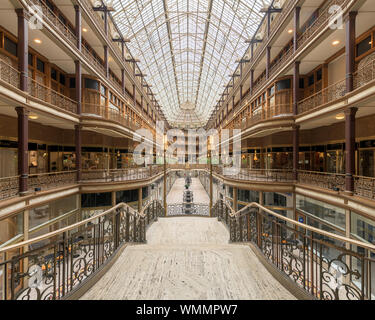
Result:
[111, 0, 272, 128]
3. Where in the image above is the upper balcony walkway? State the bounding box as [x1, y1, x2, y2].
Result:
[81, 217, 295, 300]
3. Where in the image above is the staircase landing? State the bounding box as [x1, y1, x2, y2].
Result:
[81, 217, 295, 300]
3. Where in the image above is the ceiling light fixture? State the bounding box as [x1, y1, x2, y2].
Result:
[332, 40, 340, 46]
[33, 38, 42, 44]
[82, 28, 88, 32]
[28, 114, 38, 120]
[288, 29, 293, 34]
[335, 113, 345, 120]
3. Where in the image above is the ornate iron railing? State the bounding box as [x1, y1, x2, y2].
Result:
[354, 55, 375, 90]
[354, 175, 375, 200]
[213, 199, 375, 300]
[28, 171, 77, 192]
[82, 103, 141, 131]
[81, 166, 162, 182]
[0, 200, 164, 300]
[28, 78, 77, 113]
[297, 79, 346, 114]
[0, 176, 19, 200]
[213, 167, 294, 182]
[167, 203, 209, 217]
[28, 0, 77, 47]
[297, 0, 348, 49]
[297, 170, 346, 192]
[0, 58, 20, 89]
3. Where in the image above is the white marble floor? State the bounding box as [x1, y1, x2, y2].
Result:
[167, 178, 210, 204]
[81, 217, 295, 300]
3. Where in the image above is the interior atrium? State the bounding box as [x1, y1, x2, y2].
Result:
[0, 0, 375, 302]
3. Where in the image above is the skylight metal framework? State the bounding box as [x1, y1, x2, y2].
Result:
[112, 0, 271, 128]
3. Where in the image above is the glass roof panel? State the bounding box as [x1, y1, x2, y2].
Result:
[112, 0, 271, 128]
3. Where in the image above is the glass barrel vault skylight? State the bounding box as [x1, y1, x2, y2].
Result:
[111, 0, 272, 128]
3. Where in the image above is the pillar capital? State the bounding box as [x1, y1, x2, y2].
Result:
[15, 106, 29, 116]
[344, 11, 358, 22]
[344, 106, 358, 117]
[15, 8, 30, 20]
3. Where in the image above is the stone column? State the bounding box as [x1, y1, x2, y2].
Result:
[266, 46, 271, 79]
[104, 45, 109, 78]
[345, 107, 358, 193]
[75, 125, 82, 182]
[16, 107, 29, 195]
[75, 5, 81, 50]
[16, 9, 28, 92]
[293, 7, 301, 52]
[293, 125, 300, 181]
[75, 60, 82, 114]
[346, 12, 357, 93]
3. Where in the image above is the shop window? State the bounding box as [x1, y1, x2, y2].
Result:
[116, 189, 138, 204]
[51, 68, 57, 81]
[0, 211, 23, 245]
[299, 78, 305, 89]
[70, 78, 76, 88]
[81, 192, 112, 208]
[316, 68, 322, 82]
[59, 73, 66, 86]
[36, 58, 45, 73]
[308, 74, 315, 86]
[276, 79, 291, 91]
[85, 78, 99, 90]
[356, 36, 372, 58]
[28, 53, 33, 66]
[4, 37, 17, 57]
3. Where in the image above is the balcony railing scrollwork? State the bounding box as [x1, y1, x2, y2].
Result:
[0, 200, 164, 300]
[28, 171, 77, 192]
[297, 170, 346, 192]
[213, 199, 375, 300]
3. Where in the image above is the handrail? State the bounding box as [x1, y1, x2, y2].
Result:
[213, 198, 375, 300]
[0, 202, 135, 253]
[228, 201, 375, 251]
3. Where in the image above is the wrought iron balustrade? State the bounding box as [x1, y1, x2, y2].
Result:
[213, 167, 294, 182]
[0, 176, 19, 201]
[0, 200, 164, 300]
[0, 58, 20, 89]
[297, 170, 346, 192]
[167, 203, 209, 217]
[354, 175, 375, 200]
[28, 0, 77, 47]
[212, 199, 375, 300]
[28, 78, 77, 113]
[297, 79, 346, 114]
[28, 171, 77, 192]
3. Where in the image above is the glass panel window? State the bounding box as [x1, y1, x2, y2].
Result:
[4, 37, 17, 56]
[356, 36, 372, 57]
[296, 195, 346, 231]
[0, 212, 23, 246]
[36, 58, 45, 73]
[85, 78, 99, 90]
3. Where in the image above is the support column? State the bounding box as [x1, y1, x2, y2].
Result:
[267, 11, 271, 38]
[75, 61, 82, 114]
[121, 69, 125, 95]
[293, 61, 300, 115]
[16, 9, 28, 92]
[75, 125, 82, 182]
[104, 45, 109, 78]
[138, 187, 142, 213]
[233, 187, 238, 212]
[346, 12, 357, 93]
[16, 107, 29, 195]
[293, 7, 301, 52]
[250, 69, 254, 96]
[103, 10, 108, 36]
[209, 151, 213, 217]
[293, 125, 300, 181]
[163, 148, 167, 216]
[345, 107, 358, 193]
[74, 5, 82, 50]
[266, 46, 271, 80]
[133, 84, 136, 108]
